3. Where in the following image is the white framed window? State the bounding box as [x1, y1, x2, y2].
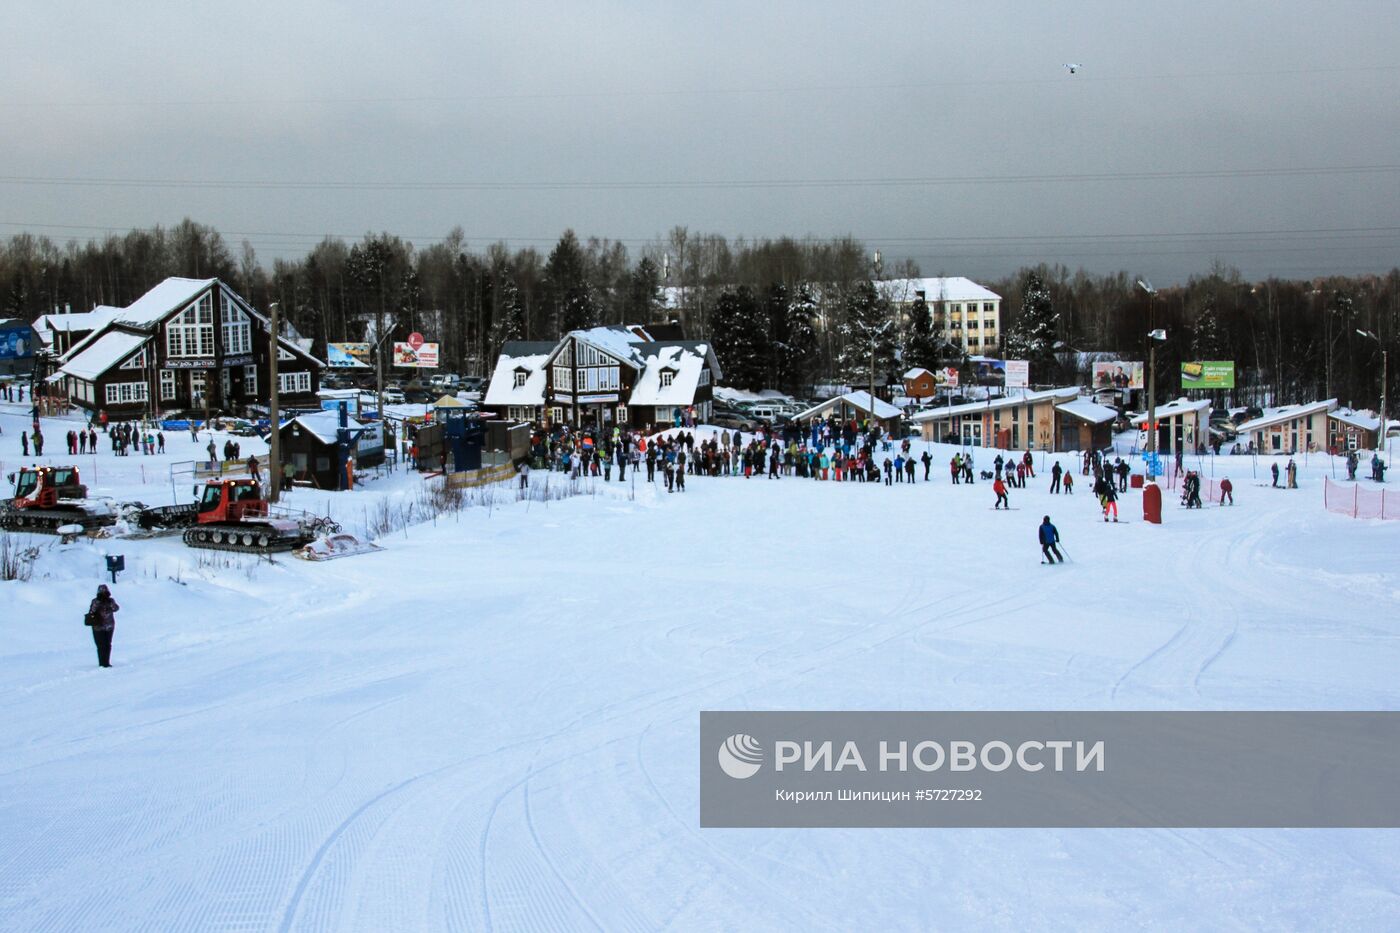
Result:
[514, 371, 528, 387]
[660, 370, 674, 387]
[698, 368, 710, 386]
[120, 348, 148, 370]
[160, 370, 176, 400]
[549, 406, 564, 423]
[220, 293, 251, 356]
[279, 371, 311, 394]
[553, 366, 572, 391]
[190, 371, 206, 404]
[220, 367, 232, 399]
[105, 381, 149, 405]
[166, 293, 215, 358]
[615, 406, 629, 423]
[244, 364, 257, 396]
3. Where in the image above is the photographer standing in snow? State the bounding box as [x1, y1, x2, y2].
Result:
[85, 584, 120, 668]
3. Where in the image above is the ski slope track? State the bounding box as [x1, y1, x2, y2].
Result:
[1, 401, 1398, 930]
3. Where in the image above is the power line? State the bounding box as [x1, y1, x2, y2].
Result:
[5, 64, 1397, 109]
[2, 164, 1399, 193]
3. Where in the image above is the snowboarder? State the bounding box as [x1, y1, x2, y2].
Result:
[993, 476, 1009, 510]
[1038, 516, 1063, 564]
[85, 584, 119, 668]
[1219, 477, 1233, 505]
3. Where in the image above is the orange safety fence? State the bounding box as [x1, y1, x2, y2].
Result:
[1323, 476, 1400, 520]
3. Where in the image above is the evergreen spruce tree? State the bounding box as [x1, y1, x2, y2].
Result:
[544, 230, 596, 335]
[903, 293, 941, 371]
[487, 273, 526, 360]
[1004, 271, 1059, 382]
[781, 283, 820, 395]
[837, 280, 897, 388]
[623, 256, 663, 322]
[1191, 296, 1225, 360]
[710, 286, 767, 389]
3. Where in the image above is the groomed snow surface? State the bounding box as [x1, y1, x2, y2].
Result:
[2, 403, 1399, 930]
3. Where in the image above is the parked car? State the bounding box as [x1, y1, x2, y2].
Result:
[459, 376, 486, 392]
[711, 413, 756, 432]
[382, 389, 406, 404]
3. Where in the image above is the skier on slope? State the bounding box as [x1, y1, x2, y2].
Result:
[1219, 476, 1233, 505]
[1038, 515, 1063, 564]
[1101, 476, 1119, 522]
[993, 475, 1010, 510]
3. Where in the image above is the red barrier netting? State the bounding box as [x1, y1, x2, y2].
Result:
[1324, 477, 1399, 520]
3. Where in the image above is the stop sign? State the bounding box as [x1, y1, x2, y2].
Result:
[407, 332, 425, 350]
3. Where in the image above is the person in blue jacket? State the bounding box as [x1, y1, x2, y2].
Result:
[1039, 515, 1063, 564]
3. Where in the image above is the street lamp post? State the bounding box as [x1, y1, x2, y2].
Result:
[1138, 280, 1166, 477]
[1358, 329, 1388, 462]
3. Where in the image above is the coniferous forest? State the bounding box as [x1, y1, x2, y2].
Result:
[3, 219, 1397, 409]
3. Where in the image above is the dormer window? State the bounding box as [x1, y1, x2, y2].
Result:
[514, 369, 528, 388]
[660, 369, 676, 388]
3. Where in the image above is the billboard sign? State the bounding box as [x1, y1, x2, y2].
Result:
[935, 367, 959, 388]
[1004, 360, 1030, 388]
[393, 342, 439, 368]
[0, 325, 35, 360]
[969, 358, 1007, 387]
[1182, 361, 1234, 389]
[1092, 361, 1144, 390]
[327, 342, 371, 368]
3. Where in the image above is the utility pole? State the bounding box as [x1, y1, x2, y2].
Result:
[269, 302, 281, 502]
[1139, 281, 1164, 478]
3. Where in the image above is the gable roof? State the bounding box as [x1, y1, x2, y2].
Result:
[796, 390, 903, 422]
[629, 343, 716, 406]
[56, 330, 150, 381]
[484, 344, 551, 407]
[113, 278, 216, 327]
[283, 410, 370, 446]
[1233, 400, 1336, 433]
[1332, 407, 1381, 431]
[1055, 398, 1119, 424]
[1131, 397, 1212, 424]
[910, 387, 1080, 422]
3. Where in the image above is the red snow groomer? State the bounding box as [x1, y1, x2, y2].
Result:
[0, 465, 119, 534]
[177, 477, 335, 554]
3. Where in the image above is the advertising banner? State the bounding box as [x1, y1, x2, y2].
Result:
[393, 342, 439, 368]
[935, 367, 959, 388]
[969, 359, 1008, 387]
[327, 342, 371, 368]
[1003, 360, 1030, 388]
[1182, 361, 1234, 389]
[1092, 361, 1144, 390]
[0, 326, 35, 360]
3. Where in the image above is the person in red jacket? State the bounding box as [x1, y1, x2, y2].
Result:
[993, 476, 1010, 510]
[1219, 477, 1234, 505]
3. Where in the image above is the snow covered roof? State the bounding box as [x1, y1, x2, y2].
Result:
[284, 410, 370, 445]
[484, 342, 552, 408]
[570, 325, 649, 368]
[33, 307, 117, 338]
[910, 387, 1079, 422]
[796, 390, 903, 422]
[880, 277, 1001, 305]
[113, 278, 216, 327]
[1333, 407, 1381, 431]
[55, 330, 149, 381]
[630, 344, 714, 406]
[1055, 398, 1119, 424]
[1131, 397, 1212, 425]
[1232, 400, 1334, 433]
[903, 367, 934, 380]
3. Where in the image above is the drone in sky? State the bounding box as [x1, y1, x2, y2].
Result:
[1063, 63, 1084, 74]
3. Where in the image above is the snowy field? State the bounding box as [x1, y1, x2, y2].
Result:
[3, 402, 1400, 930]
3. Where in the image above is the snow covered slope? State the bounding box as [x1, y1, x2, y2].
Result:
[2, 406, 1398, 929]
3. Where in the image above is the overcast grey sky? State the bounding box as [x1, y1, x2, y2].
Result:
[2, 1, 1397, 283]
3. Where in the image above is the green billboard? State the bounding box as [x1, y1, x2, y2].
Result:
[1181, 361, 1234, 389]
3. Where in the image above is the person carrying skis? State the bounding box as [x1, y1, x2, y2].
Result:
[1038, 515, 1063, 564]
[1286, 458, 1298, 488]
[1101, 477, 1119, 522]
[993, 475, 1010, 510]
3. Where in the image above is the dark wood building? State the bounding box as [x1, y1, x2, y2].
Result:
[50, 277, 322, 419]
